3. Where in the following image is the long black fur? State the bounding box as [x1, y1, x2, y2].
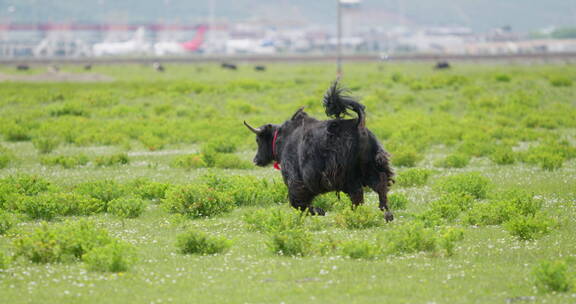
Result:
[246, 80, 394, 221]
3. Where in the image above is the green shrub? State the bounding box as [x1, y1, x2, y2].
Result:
[75, 180, 124, 203]
[435, 172, 490, 199]
[0, 210, 16, 234]
[395, 168, 433, 187]
[388, 193, 409, 210]
[0, 251, 9, 269]
[139, 134, 165, 151]
[490, 146, 516, 165]
[0, 146, 14, 169]
[438, 227, 465, 256]
[94, 153, 129, 167]
[13, 194, 62, 220]
[3, 123, 30, 142]
[435, 153, 470, 168]
[172, 153, 207, 169]
[549, 76, 572, 87]
[391, 147, 421, 167]
[129, 179, 170, 202]
[493, 189, 542, 216]
[164, 184, 235, 218]
[504, 215, 554, 241]
[335, 205, 382, 229]
[1, 174, 51, 196]
[268, 229, 313, 257]
[457, 138, 494, 157]
[495, 74, 511, 82]
[384, 222, 437, 255]
[243, 208, 322, 233]
[108, 197, 146, 218]
[423, 193, 475, 224]
[41, 154, 89, 168]
[14, 220, 113, 263]
[212, 153, 252, 169]
[533, 260, 573, 293]
[176, 230, 231, 255]
[464, 200, 518, 226]
[83, 241, 137, 272]
[201, 138, 238, 153]
[32, 137, 60, 154]
[341, 240, 382, 259]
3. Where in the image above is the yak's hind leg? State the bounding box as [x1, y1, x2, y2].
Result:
[346, 188, 364, 208]
[288, 186, 325, 216]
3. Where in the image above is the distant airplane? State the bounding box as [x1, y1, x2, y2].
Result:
[154, 26, 207, 56]
[93, 27, 151, 56]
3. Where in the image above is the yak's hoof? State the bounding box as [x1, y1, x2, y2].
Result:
[310, 207, 326, 216]
[384, 211, 394, 222]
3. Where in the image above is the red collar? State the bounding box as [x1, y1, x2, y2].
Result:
[272, 129, 280, 170]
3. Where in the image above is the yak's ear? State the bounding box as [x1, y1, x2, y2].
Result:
[291, 107, 306, 120]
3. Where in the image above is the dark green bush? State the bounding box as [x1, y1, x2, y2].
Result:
[395, 168, 433, 187]
[212, 153, 252, 169]
[83, 241, 137, 272]
[243, 208, 322, 233]
[421, 193, 475, 225]
[0, 251, 9, 269]
[495, 74, 511, 82]
[171, 153, 207, 169]
[504, 215, 554, 241]
[435, 172, 490, 199]
[0, 210, 16, 234]
[533, 260, 573, 293]
[1, 174, 51, 196]
[549, 76, 572, 87]
[201, 137, 238, 154]
[388, 193, 409, 210]
[164, 184, 235, 218]
[464, 201, 517, 226]
[176, 230, 231, 255]
[128, 179, 170, 202]
[3, 123, 30, 142]
[335, 205, 382, 229]
[14, 220, 113, 263]
[94, 153, 129, 167]
[490, 146, 516, 165]
[383, 222, 437, 255]
[341, 240, 382, 259]
[391, 147, 421, 167]
[41, 154, 89, 168]
[268, 229, 313, 257]
[32, 137, 60, 154]
[75, 180, 125, 203]
[0, 146, 14, 169]
[435, 153, 470, 168]
[108, 197, 147, 218]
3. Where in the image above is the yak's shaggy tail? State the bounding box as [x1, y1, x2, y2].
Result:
[323, 80, 366, 128]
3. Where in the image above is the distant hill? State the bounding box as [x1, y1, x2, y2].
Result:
[0, 0, 574, 32]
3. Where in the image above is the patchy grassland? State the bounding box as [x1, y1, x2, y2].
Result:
[0, 62, 575, 303]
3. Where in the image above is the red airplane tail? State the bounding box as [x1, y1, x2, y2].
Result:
[181, 26, 207, 51]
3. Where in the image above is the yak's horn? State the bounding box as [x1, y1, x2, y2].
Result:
[243, 121, 261, 134]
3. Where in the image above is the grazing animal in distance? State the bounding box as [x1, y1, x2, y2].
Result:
[254, 65, 266, 72]
[221, 62, 237, 70]
[84, 64, 92, 71]
[16, 64, 30, 71]
[244, 81, 395, 221]
[153, 62, 165, 72]
[435, 61, 451, 70]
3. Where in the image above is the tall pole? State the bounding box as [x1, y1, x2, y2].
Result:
[337, 0, 342, 78]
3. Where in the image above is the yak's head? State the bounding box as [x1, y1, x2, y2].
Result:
[244, 121, 278, 167]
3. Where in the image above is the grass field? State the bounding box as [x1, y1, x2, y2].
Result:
[0, 62, 575, 303]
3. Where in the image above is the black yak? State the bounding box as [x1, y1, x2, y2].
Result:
[221, 63, 237, 70]
[434, 61, 451, 70]
[244, 81, 395, 221]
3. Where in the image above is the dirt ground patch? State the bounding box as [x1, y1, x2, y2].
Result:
[0, 71, 113, 82]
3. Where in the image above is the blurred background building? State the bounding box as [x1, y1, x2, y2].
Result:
[0, 0, 575, 58]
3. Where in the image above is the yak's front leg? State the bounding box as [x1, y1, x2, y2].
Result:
[370, 173, 394, 222]
[288, 187, 325, 216]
